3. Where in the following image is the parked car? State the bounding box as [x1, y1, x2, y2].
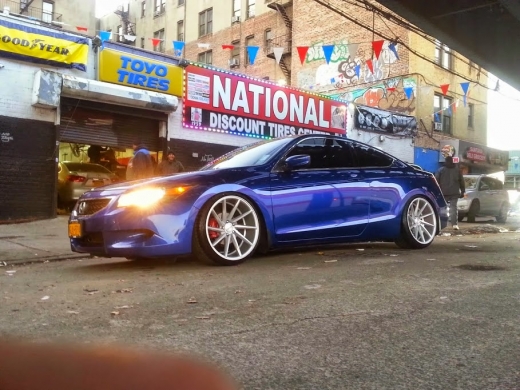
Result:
[58, 162, 120, 208]
[458, 175, 510, 223]
[68, 135, 448, 266]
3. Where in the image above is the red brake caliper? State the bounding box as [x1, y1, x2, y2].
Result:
[208, 218, 220, 240]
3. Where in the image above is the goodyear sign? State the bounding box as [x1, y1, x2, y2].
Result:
[99, 48, 183, 96]
[0, 19, 88, 71]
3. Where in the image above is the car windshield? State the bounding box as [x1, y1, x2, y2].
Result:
[464, 176, 478, 190]
[200, 137, 295, 170]
[64, 163, 111, 174]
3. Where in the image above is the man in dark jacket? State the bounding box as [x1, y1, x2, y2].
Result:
[126, 138, 154, 180]
[157, 151, 185, 176]
[435, 156, 465, 230]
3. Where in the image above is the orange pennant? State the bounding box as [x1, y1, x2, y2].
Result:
[440, 84, 450, 95]
[366, 59, 374, 74]
[151, 38, 162, 47]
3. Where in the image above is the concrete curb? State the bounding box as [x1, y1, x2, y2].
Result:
[1, 253, 91, 267]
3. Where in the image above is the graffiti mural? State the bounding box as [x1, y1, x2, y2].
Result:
[329, 78, 417, 115]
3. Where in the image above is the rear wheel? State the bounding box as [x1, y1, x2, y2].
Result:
[193, 194, 261, 266]
[496, 202, 509, 223]
[467, 200, 479, 223]
[395, 196, 437, 249]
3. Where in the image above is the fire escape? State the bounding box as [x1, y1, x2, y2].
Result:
[114, 5, 136, 45]
[266, 0, 293, 83]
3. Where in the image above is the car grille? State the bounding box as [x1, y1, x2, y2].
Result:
[77, 199, 111, 216]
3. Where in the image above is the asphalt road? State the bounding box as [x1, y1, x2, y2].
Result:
[1, 228, 520, 390]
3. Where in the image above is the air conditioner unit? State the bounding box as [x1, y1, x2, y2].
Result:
[231, 15, 240, 23]
[434, 122, 442, 131]
[229, 58, 240, 67]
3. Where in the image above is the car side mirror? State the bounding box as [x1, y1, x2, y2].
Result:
[283, 154, 311, 172]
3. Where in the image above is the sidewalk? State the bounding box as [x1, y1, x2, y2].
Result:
[0, 216, 88, 266]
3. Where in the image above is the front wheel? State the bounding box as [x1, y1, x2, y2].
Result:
[193, 194, 261, 266]
[496, 202, 509, 223]
[395, 196, 437, 249]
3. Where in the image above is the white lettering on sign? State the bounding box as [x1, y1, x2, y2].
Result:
[1, 132, 14, 143]
[212, 74, 330, 128]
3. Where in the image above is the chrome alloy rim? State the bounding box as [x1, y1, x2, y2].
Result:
[205, 195, 260, 261]
[406, 198, 437, 244]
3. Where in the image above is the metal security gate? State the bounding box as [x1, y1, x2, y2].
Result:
[58, 98, 167, 151]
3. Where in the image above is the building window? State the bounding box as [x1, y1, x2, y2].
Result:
[154, 0, 165, 14]
[435, 41, 452, 69]
[199, 8, 213, 37]
[233, 0, 240, 19]
[123, 2, 129, 13]
[117, 25, 124, 42]
[198, 50, 213, 65]
[247, 0, 256, 18]
[245, 35, 254, 65]
[178, 0, 184, 5]
[177, 20, 184, 42]
[230, 40, 240, 66]
[434, 94, 453, 134]
[468, 103, 474, 128]
[264, 29, 272, 52]
[42, 1, 53, 23]
[154, 29, 165, 52]
[141, 1, 146, 17]
[140, 37, 145, 48]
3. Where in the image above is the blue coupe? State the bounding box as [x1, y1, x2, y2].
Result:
[69, 135, 448, 265]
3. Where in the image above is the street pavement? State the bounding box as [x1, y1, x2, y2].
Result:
[1, 229, 520, 389]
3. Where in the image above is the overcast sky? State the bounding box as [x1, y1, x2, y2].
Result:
[96, 0, 121, 17]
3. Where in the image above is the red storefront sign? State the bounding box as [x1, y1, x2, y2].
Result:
[466, 146, 486, 162]
[183, 64, 347, 139]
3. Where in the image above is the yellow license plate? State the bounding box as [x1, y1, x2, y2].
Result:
[68, 221, 82, 238]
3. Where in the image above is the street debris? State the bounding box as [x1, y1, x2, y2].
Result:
[248, 299, 256, 303]
[427, 258, 436, 261]
[389, 254, 399, 257]
[115, 288, 133, 293]
[304, 284, 322, 290]
[324, 260, 338, 263]
[464, 245, 478, 248]
[67, 310, 79, 315]
[235, 290, 243, 294]
[195, 316, 211, 320]
[297, 267, 311, 270]
[187, 297, 198, 304]
[40, 296, 50, 301]
[356, 249, 365, 252]
[5, 270, 16, 276]
[440, 296, 448, 300]
[0, 261, 7, 267]
[466, 224, 509, 234]
[111, 311, 120, 316]
[441, 232, 452, 237]
[84, 288, 99, 295]
[317, 252, 324, 255]
[114, 305, 133, 310]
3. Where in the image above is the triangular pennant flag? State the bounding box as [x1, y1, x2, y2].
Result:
[246, 46, 259, 65]
[124, 35, 136, 42]
[404, 87, 414, 100]
[440, 84, 450, 95]
[386, 87, 396, 93]
[198, 43, 210, 49]
[366, 59, 374, 74]
[330, 77, 336, 84]
[446, 106, 452, 116]
[452, 100, 458, 113]
[272, 47, 284, 64]
[347, 43, 359, 58]
[354, 64, 361, 78]
[322, 45, 335, 64]
[222, 44, 234, 50]
[76, 26, 88, 32]
[99, 31, 112, 48]
[460, 82, 470, 96]
[434, 113, 440, 122]
[151, 38, 162, 47]
[296, 46, 309, 65]
[463, 95, 467, 107]
[372, 40, 385, 60]
[388, 42, 399, 60]
[173, 40, 185, 57]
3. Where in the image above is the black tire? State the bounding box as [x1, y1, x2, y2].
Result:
[395, 196, 438, 249]
[467, 200, 479, 223]
[496, 202, 509, 223]
[192, 193, 262, 266]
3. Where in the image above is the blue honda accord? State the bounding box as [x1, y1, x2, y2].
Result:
[69, 135, 448, 265]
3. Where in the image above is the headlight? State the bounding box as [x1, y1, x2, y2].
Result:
[118, 188, 166, 208]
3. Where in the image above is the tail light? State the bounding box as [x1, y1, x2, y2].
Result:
[67, 175, 86, 183]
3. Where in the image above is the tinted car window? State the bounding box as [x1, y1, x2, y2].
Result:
[351, 143, 394, 167]
[64, 163, 112, 173]
[479, 177, 493, 190]
[490, 178, 503, 190]
[286, 137, 357, 169]
[200, 137, 293, 170]
[464, 176, 478, 190]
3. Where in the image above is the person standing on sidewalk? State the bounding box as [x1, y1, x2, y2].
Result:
[157, 151, 185, 176]
[435, 156, 465, 230]
[126, 138, 154, 181]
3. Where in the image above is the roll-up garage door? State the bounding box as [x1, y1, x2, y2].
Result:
[58, 98, 168, 151]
